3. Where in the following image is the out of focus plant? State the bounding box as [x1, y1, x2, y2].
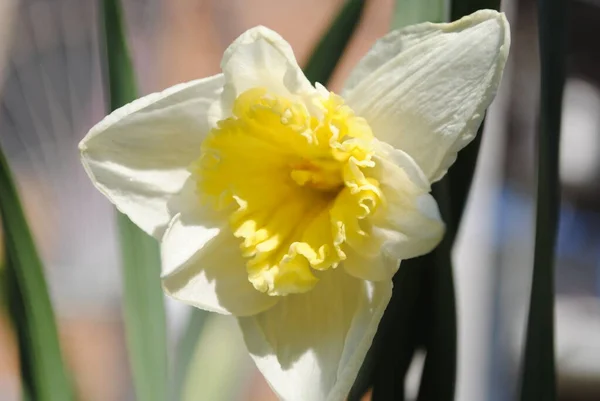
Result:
[1, 144, 73, 400]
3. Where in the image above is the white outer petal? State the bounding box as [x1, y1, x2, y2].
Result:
[161, 223, 278, 317]
[344, 10, 510, 182]
[160, 177, 225, 277]
[79, 74, 224, 238]
[372, 144, 445, 259]
[344, 141, 444, 282]
[238, 269, 392, 401]
[210, 26, 315, 126]
[343, 246, 399, 282]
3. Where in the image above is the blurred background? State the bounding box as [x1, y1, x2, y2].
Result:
[0, 0, 599, 400]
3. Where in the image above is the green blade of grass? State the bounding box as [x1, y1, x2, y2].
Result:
[101, 0, 137, 108]
[0, 148, 73, 401]
[519, 0, 565, 399]
[356, 256, 430, 401]
[181, 315, 253, 401]
[172, 309, 208, 401]
[100, 1, 168, 401]
[393, 0, 448, 27]
[116, 215, 167, 401]
[302, 0, 365, 85]
[415, 180, 456, 401]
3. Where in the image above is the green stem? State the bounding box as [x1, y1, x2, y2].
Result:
[519, 0, 565, 399]
[100, 1, 168, 400]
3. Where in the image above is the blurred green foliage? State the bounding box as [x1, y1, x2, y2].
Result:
[0, 148, 73, 401]
[303, 0, 365, 85]
[100, 1, 168, 401]
[393, 0, 448, 27]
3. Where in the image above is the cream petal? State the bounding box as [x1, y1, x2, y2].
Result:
[372, 146, 445, 260]
[374, 192, 445, 260]
[238, 269, 392, 401]
[343, 246, 399, 282]
[79, 74, 225, 238]
[344, 10, 510, 182]
[161, 224, 278, 317]
[211, 26, 314, 125]
[343, 143, 444, 282]
[160, 182, 224, 278]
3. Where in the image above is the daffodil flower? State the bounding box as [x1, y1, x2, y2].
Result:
[80, 9, 509, 401]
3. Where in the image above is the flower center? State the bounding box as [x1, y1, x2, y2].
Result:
[192, 87, 382, 295]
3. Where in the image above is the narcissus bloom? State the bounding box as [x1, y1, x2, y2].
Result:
[80, 9, 509, 401]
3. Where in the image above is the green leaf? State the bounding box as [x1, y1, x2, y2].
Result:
[352, 256, 429, 401]
[0, 148, 74, 401]
[116, 215, 168, 401]
[519, 0, 565, 399]
[392, 0, 448, 29]
[445, 129, 482, 244]
[100, 0, 137, 109]
[100, 1, 168, 401]
[303, 0, 366, 85]
[172, 309, 208, 401]
[180, 315, 253, 401]
[415, 180, 456, 401]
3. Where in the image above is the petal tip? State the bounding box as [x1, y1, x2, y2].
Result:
[233, 25, 280, 44]
[221, 25, 291, 70]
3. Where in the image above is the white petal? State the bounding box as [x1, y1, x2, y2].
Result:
[375, 145, 445, 257]
[344, 10, 510, 182]
[161, 221, 278, 317]
[343, 142, 443, 282]
[375, 192, 445, 259]
[343, 143, 444, 284]
[79, 74, 225, 238]
[238, 269, 392, 401]
[211, 26, 314, 125]
[160, 181, 223, 278]
[343, 246, 399, 282]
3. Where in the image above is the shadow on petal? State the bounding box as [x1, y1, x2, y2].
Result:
[238, 268, 392, 401]
[162, 229, 279, 317]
